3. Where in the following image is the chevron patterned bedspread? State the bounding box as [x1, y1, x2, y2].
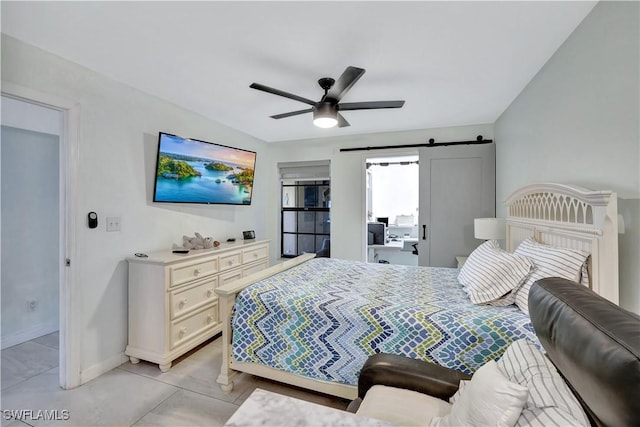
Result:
[231, 257, 537, 385]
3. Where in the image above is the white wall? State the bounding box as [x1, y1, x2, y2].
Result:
[267, 124, 493, 261]
[495, 2, 640, 313]
[1, 124, 60, 348]
[1, 34, 270, 380]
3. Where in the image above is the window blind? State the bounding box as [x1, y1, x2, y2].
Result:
[278, 160, 330, 181]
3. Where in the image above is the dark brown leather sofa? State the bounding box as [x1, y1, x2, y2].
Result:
[348, 278, 640, 426]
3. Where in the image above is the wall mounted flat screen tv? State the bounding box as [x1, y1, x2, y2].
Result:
[153, 132, 256, 205]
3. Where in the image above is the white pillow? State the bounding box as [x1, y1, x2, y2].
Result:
[496, 339, 590, 427]
[430, 360, 528, 427]
[458, 240, 533, 305]
[448, 379, 469, 404]
[513, 237, 589, 314]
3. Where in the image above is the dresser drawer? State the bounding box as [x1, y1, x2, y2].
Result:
[219, 251, 242, 272]
[169, 258, 218, 288]
[243, 245, 268, 264]
[219, 269, 243, 286]
[170, 304, 218, 350]
[243, 260, 269, 277]
[169, 276, 218, 320]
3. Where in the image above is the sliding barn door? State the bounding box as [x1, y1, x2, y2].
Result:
[418, 143, 495, 267]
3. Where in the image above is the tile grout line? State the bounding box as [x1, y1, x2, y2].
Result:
[1, 366, 59, 393]
[128, 387, 182, 427]
[117, 367, 241, 426]
[114, 364, 243, 408]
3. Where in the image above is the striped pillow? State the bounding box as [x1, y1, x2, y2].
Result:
[497, 339, 589, 427]
[513, 238, 589, 315]
[458, 240, 534, 305]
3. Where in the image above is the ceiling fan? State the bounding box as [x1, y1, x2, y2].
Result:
[250, 66, 405, 128]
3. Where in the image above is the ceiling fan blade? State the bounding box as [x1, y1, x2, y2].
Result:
[337, 113, 350, 128]
[270, 108, 313, 119]
[326, 66, 365, 102]
[339, 100, 405, 111]
[250, 83, 316, 106]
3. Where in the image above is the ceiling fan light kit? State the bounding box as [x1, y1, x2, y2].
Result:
[312, 103, 338, 128]
[250, 66, 405, 129]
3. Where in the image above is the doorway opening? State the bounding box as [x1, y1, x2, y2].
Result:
[1, 83, 79, 389]
[1, 97, 61, 384]
[365, 154, 419, 266]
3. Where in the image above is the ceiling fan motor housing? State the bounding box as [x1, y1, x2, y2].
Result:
[313, 102, 338, 121]
[318, 77, 335, 92]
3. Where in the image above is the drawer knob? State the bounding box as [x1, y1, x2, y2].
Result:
[178, 298, 188, 308]
[193, 268, 200, 276]
[206, 289, 214, 298]
[179, 327, 188, 337]
[253, 253, 258, 258]
[207, 315, 214, 324]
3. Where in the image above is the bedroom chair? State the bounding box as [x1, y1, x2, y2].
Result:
[347, 278, 640, 426]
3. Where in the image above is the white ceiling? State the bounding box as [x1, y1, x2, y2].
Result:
[1, 1, 596, 143]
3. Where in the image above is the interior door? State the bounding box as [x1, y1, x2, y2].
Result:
[418, 143, 495, 267]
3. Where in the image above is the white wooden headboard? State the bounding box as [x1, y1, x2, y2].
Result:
[505, 183, 618, 304]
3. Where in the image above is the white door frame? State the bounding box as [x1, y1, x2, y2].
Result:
[1, 81, 81, 389]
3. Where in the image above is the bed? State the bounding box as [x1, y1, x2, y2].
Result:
[215, 183, 619, 400]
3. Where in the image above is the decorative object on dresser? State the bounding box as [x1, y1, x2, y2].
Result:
[125, 239, 269, 372]
[180, 232, 214, 250]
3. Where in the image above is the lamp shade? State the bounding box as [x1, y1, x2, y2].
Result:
[474, 218, 506, 240]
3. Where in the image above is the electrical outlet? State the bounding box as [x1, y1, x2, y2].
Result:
[106, 217, 121, 232]
[27, 299, 37, 311]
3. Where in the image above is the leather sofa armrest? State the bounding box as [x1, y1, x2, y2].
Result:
[357, 353, 471, 401]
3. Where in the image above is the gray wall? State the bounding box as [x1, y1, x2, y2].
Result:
[1, 126, 60, 348]
[495, 1, 640, 313]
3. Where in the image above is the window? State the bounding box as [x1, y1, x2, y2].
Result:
[281, 180, 330, 257]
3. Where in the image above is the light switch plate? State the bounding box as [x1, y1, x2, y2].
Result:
[106, 217, 121, 232]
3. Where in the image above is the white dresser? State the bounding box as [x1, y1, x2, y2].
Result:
[125, 239, 269, 371]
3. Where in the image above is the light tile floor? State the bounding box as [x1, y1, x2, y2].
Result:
[1, 332, 349, 426]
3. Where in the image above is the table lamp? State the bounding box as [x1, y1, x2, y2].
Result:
[474, 218, 506, 240]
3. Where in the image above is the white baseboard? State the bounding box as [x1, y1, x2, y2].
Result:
[80, 352, 130, 385]
[1, 323, 58, 350]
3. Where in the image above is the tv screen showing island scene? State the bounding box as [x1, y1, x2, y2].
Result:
[152, 132, 256, 205]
